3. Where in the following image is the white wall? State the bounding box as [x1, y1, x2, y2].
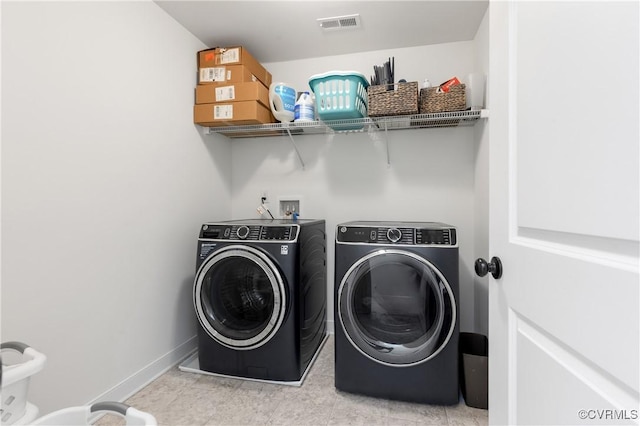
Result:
[229, 42, 481, 333]
[1, 1, 231, 415]
[473, 8, 490, 337]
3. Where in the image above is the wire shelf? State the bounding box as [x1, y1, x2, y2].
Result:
[204, 110, 486, 138]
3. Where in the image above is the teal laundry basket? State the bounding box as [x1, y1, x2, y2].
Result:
[308, 71, 369, 130]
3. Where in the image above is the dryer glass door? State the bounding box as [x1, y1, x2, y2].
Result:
[338, 249, 456, 366]
[194, 245, 287, 350]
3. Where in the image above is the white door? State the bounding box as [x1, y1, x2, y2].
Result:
[487, 1, 639, 425]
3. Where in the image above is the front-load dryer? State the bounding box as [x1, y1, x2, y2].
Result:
[192, 219, 327, 383]
[334, 221, 459, 404]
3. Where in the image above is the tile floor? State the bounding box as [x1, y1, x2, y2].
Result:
[95, 336, 488, 426]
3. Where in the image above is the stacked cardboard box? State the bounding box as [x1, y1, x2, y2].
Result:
[193, 46, 275, 127]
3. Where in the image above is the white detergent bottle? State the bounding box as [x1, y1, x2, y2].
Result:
[269, 82, 296, 122]
[294, 92, 315, 122]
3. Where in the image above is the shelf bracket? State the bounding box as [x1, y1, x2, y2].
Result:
[285, 127, 306, 170]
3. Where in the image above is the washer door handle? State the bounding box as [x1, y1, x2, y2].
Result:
[475, 257, 503, 279]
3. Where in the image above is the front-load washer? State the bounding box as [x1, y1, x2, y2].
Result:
[334, 221, 459, 404]
[191, 219, 327, 383]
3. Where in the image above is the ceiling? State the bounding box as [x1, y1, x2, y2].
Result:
[154, 1, 489, 63]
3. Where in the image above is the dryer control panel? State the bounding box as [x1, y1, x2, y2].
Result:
[336, 222, 457, 246]
[200, 224, 298, 242]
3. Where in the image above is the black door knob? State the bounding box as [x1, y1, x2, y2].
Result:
[475, 257, 503, 279]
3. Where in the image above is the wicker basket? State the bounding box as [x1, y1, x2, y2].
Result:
[419, 84, 466, 113]
[368, 82, 419, 117]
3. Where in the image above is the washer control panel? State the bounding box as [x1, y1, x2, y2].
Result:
[200, 224, 298, 241]
[337, 224, 456, 246]
[415, 228, 456, 245]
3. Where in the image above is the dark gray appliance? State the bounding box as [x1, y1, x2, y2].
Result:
[193, 219, 327, 382]
[334, 221, 459, 404]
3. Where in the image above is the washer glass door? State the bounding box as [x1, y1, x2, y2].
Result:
[338, 249, 456, 366]
[194, 245, 286, 350]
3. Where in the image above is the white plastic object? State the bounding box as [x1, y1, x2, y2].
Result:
[268, 82, 296, 122]
[31, 402, 157, 426]
[466, 73, 486, 110]
[1, 342, 47, 425]
[294, 92, 315, 122]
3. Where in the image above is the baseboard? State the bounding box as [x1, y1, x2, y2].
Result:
[87, 335, 197, 409]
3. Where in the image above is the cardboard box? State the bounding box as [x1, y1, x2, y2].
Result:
[194, 100, 275, 127]
[199, 64, 265, 85]
[198, 46, 272, 86]
[195, 81, 269, 107]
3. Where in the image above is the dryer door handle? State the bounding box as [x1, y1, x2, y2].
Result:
[475, 257, 503, 279]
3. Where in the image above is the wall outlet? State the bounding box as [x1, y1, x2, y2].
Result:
[278, 197, 301, 219]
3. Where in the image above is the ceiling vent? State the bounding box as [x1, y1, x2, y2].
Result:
[317, 14, 361, 31]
